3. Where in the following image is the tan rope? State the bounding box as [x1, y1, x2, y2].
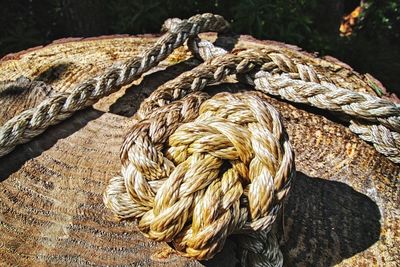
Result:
[0, 13, 229, 157]
[103, 34, 399, 263]
[103, 47, 298, 263]
[1, 12, 398, 266]
[104, 91, 295, 260]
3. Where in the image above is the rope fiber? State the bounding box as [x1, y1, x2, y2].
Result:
[1, 12, 399, 267]
[105, 91, 295, 261]
[0, 13, 229, 157]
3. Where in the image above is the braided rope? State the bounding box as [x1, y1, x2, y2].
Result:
[0, 13, 229, 157]
[253, 72, 400, 129]
[252, 71, 400, 163]
[136, 50, 272, 118]
[103, 35, 399, 263]
[179, 37, 400, 163]
[1, 12, 398, 267]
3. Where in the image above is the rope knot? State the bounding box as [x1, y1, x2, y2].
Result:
[104, 91, 295, 260]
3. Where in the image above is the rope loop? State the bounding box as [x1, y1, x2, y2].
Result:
[104, 91, 295, 260]
[1, 12, 399, 266]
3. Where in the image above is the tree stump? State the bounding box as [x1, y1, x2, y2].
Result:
[0, 33, 398, 266]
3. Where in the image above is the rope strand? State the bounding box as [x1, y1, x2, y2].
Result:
[185, 38, 400, 163]
[0, 13, 229, 157]
[1, 13, 398, 267]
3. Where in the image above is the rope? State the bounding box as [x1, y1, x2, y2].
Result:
[253, 71, 400, 162]
[102, 44, 297, 264]
[0, 13, 229, 157]
[103, 34, 399, 263]
[104, 91, 295, 261]
[1, 12, 399, 267]
[164, 31, 400, 163]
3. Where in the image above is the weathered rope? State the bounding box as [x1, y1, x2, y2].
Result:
[0, 13, 229, 157]
[252, 71, 400, 162]
[104, 91, 295, 261]
[103, 46, 298, 264]
[103, 32, 399, 264]
[0, 11, 398, 267]
[169, 32, 400, 163]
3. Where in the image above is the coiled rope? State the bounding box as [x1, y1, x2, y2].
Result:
[105, 16, 398, 266]
[105, 90, 295, 262]
[1, 12, 399, 267]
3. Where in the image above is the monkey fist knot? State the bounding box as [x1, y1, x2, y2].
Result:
[104, 91, 295, 260]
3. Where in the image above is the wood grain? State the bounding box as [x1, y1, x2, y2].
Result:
[0, 33, 398, 266]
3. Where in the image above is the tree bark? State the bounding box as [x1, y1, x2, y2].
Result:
[0, 33, 398, 266]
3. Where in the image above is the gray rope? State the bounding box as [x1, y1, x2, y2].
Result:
[0, 13, 229, 157]
[176, 36, 400, 163]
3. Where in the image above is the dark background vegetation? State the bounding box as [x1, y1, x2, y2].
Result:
[0, 0, 399, 93]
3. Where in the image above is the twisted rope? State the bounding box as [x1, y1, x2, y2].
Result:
[104, 91, 295, 261]
[103, 34, 399, 264]
[1, 12, 398, 267]
[252, 71, 400, 162]
[169, 35, 400, 163]
[0, 13, 229, 157]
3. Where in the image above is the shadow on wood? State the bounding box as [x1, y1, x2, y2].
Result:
[33, 63, 74, 84]
[204, 172, 381, 267]
[109, 60, 197, 117]
[0, 33, 396, 266]
[0, 108, 104, 180]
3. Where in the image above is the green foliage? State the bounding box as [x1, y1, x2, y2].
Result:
[0, 0, 61, 54]
[230, 0, 316, 44]
[316, 0, 400, 92]
[109, 0, 169, 33]
[357, 0, 400, 41]
[0, 0, 398, 92]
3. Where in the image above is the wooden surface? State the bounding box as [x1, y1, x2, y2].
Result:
[0, 33, 398, 266]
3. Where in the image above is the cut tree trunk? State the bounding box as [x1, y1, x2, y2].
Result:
[0, 33, 398, 266]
